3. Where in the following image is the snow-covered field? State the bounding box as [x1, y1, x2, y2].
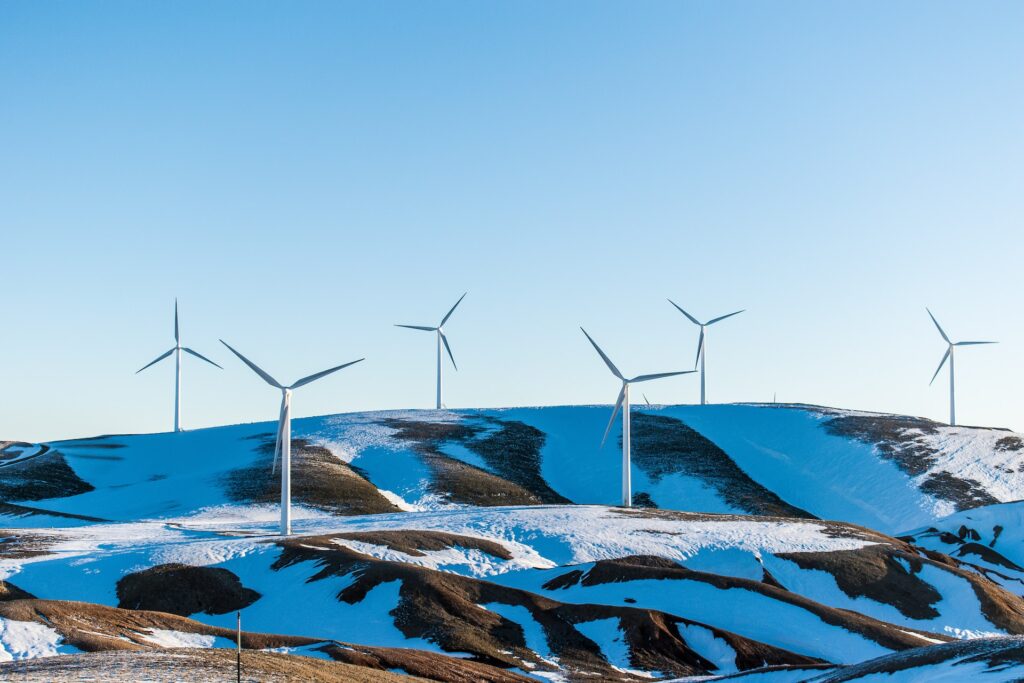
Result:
[1, 404, 1023, 681]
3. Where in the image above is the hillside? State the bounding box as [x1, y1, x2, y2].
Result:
[2, 403, 1023, 680]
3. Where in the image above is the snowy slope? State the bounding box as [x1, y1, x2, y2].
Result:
[5, 404, 1020, 533]
[2, 404, 1023, 681]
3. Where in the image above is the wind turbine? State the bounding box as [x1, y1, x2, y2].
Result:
[926, 309, 996, 427]
[668, 300, 744, 405]
[396, 293, 466, 410]
[136, 300, 222, 432]
[581, 328, 692, 507]
[220, 341, 363, 535]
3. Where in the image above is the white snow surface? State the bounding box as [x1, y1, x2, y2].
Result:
[8, 404, 1020, 535]
[0, 618, 79, 661]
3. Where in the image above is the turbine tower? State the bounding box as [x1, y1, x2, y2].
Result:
[396, 293, 466, 409]
[220, 341, 363, 535]
[581, 328, 692, 507]
[136, 300, 222, 432]
[926, 309, 996, 427]
[668, 300, 744, 405]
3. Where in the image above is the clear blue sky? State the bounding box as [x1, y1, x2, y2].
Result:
[2, 1, 1022, 441]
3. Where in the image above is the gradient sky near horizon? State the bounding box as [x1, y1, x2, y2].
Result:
[2, 1, 1022, 442]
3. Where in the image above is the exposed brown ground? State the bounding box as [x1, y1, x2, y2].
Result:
[542, 554, 953, 651]
[0, 648, 422, 683]
[0, 579, 33, 600]
[0, 449, 94, 501]
[271, 534, 823, 679]
[117, 563, 261, 616]
[808, 636, 1024, 682]
[776, 545, 944, 619]
[335, 529, 514, 560]
[320, 643, 534, 683]
[223, 436, 401, 515]
[383, 419, 547, 506]
[462, 417, 570, 504]
[629, 412, 814, 517]
[822, 414, 999, 510]
[0, 598, 532, 682]
[383, 417, 570, 506]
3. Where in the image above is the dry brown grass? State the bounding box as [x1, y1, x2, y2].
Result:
[0, 648, 423, 682]
[271, 535, 823, 679]
[335, 529, 514, 560]
[223, 436, 402, 515]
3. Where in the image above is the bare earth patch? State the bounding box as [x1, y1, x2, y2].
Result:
[117, 563, 261, 616]
[222, 436, 401, 515]
[629, 412, 814, 517]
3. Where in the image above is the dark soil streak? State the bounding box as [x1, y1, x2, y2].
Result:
[222, 437, 400, 516]
[335, 530, 513, 560]
[543, 554, 954, 650]
[381, 418, 554, 507]
[629, 412, 814, 518]
[271, 535, 820, 679]
[823, 414, 999, 511]
[0, 451, 94, 502]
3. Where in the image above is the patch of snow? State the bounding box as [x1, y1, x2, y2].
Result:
[573, 617, 655, 678]
[137, 629, 224, 648]
[0, 618, 80, 661]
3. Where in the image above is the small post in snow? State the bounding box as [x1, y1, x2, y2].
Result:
[236, 610, 242, 683]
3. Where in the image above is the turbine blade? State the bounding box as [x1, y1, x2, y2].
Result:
[290, 358, 364, 389]
[183, 347, 223, 369]
[174, 299, 179, 344]
[667, 299, 701, 326]
[929, 348, 951, 385]
[630, 370, 694, 383]
[580, 327, 624, 380]
[954, 341, 998, 346]
[136, 348, 175, 374]
[643, 393, 650, 406]
[440, 292, 467, 327]
[601, 386, 626, 447]
[706, 309, 745, 326]
[926, 308, 950, 343]
[440, 332, 457, 371]
[395, 324, 436, 331]
[694, 329, 705, 369]
[219, 340, 283, 389]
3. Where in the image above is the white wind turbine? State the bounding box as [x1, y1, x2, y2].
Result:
[926, 309, 996, 427]
[581, 328, 692, 507]
[668, 300, 744, 405]
[396, 293, 466, 410]
[136, 299, 222, 432]
[220, 341, 363, 535]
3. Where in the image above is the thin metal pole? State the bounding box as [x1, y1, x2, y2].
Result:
[236, 610, 241, 683]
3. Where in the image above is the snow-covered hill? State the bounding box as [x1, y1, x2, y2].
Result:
[2, 403, 1023, 681]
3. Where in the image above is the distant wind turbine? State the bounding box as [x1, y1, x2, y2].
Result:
[396, 293, 466, 410]
[926, 309, 996, 427]
[136, 300, 222, 432]
[581, 328, 692, 507]
[220, 341, 363, 535]
[668, 301, 744, 405]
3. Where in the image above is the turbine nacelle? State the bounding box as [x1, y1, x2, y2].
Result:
[135, 299, 222, 432]
[926, 308, 997, 386]
[925, 308, 996, 427]
[220, 339, 364, 534]
[579, 327, 692, 447]
[396, 293, 466, 408]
